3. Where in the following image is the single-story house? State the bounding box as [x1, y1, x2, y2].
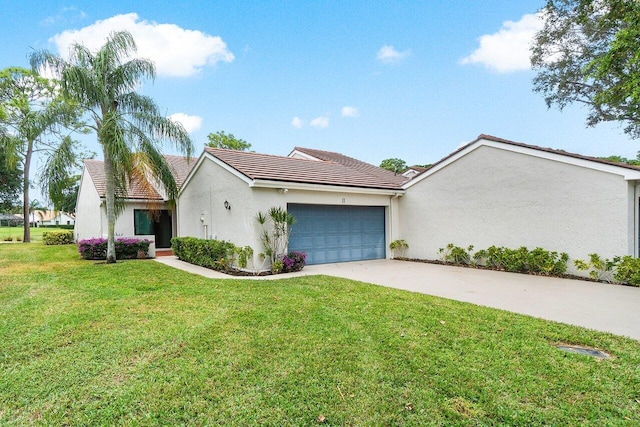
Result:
[35, 210, 76, 227]
[75, 134, 640, 274]
[75, 155, 195, 256]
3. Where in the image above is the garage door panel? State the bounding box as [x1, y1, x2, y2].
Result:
[288, 204, 385, 265]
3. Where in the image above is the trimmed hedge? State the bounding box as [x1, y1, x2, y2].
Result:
[78, 237, 151, 260]
[43, 231, 74, 245]
[171, 237, 236, 270]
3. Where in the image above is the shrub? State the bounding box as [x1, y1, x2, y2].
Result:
[574, 254, 619, 283]
[613, 256, 640, 286]
[78, 237, 150, 260]
[43, 230, 74, 245]
[171, 237, 236, 270]
[389, 240, 409, 258]
[439, 243, 474, 265]
[447, 244, 569, 275]
[282, 251, 306, 273]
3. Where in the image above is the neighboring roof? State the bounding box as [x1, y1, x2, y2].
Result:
[204, 147, 406, 190]
[34, 210, 75, 221]
[0, 213, 23, 221]
[85, 155, 196, 200]
[404, 133, 640, 189]
[291, 147, 409, 186]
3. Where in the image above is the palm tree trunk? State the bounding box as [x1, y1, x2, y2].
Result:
[103, 154, 117, 263]
[22, 142, 33, 243]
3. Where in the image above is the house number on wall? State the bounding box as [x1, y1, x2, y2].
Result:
[342, 198, 346, 203]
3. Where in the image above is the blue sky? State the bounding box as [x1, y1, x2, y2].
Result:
[2, 0, 639, 179]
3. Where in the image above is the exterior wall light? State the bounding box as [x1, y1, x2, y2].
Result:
[200, 214, 205, 222]
[224, 201, 231, 210]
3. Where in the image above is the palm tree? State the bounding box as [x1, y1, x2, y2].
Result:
[31, 31, 193, 263]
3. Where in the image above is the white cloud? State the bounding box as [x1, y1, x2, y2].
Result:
[50, 13, 234, 77]
[341, 106, 359, 118]
[460, 13, 543, 73]
[376, 45, 411, 64]
[310, 116, 329, 129]
[41, 7, 87, 26]
[291, 116, 304, 128]
[169, 113, 202, 133]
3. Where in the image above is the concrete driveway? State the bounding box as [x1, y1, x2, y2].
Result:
[156, 257, 640, 341]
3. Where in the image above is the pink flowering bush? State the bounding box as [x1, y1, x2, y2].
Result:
[281, 251, 306, 273]
[78, 238, 151, 260]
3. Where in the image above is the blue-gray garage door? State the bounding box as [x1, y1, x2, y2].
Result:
[288, 204, 386, 265]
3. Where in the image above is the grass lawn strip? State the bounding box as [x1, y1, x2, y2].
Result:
[0, 226, 69, 243]
[0, 244, 639, 425]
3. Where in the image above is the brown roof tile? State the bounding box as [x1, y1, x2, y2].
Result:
[85, 155, 196, 200]
[293, 147, 409, 186]
[204, 147, 405, 190]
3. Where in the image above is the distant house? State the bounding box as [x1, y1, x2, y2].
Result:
[74, 155, 195, 255]
[34, 210, 76, 227]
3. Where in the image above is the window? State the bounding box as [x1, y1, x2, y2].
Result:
[134, 210, 154, 235]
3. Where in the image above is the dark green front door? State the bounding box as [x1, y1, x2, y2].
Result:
[154, 210, 173, 248]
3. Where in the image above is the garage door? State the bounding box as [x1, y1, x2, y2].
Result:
[288, 204, 386, 265]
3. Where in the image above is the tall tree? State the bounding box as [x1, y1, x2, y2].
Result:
[48, 173, 80, 214]
[531, 0, 640, 137]
[0, 67, 84, 242]
[379, 158, 408, 174]
[206, 130, 252, 151]
[0, 150, 22, 212]
[31, 31, 194, 263]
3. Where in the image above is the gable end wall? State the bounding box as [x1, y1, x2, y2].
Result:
[398, 145, 634, 269]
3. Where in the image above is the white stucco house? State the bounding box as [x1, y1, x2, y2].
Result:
[35, 210, 75, 227]
[74, 134, 640, 272]
[75, 155, 195, 256]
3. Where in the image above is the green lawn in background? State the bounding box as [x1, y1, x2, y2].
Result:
[0, 226, 68, 242]
[1, 244, 639, 425]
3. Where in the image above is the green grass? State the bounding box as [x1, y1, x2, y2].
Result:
[1, 244, 639, 425]
[0, 226, 68, 243]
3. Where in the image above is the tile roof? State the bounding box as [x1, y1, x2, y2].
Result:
[292, 147, 409, 186]
[85, 155, 196, 200]
[204, 147, 406, 190]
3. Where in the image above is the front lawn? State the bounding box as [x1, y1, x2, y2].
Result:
[1, 244, 639, 425]
[0, 226, 69, 243]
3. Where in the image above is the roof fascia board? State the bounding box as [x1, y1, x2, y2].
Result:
[403, 137, 640, 190]
[251, 179, 404, 196]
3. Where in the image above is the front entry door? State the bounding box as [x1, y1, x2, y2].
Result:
[154, 210, 173, 248]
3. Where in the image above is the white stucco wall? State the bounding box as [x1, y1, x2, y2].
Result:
[177, 156, 400, 268]
[74, 167, 103, 242]
[399, 145, 635, 269]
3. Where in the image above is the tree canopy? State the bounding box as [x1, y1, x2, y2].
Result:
[0, 150, 21, 212]
[379, 158, 408, 174]
[206, 131, 252, 151]
[31, 31, 193, 262]
[531, 0, 640, 138]
[0, 67, 84, 241]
